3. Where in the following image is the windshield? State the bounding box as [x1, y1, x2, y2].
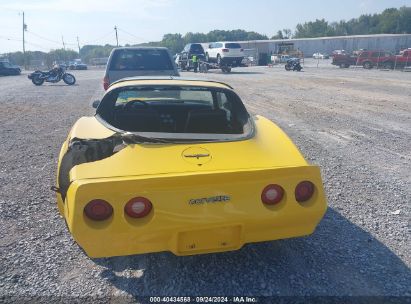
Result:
[97, 85, 253, 141]
[110, 49, 174, 71]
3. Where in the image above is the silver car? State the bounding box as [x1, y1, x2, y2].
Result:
[103, 47, 179, 90]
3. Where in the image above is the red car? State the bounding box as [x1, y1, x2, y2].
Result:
[332, 50, 393, 69]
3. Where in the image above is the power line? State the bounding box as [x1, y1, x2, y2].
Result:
[0, 35, 22, 41]
[119, 37, 136, 45]
[117, 27, 149, 43]
[25, 40, 52, 51]
[81, 30, 115, 45]
[27, 30, 77, 46]
[26, 30, 60, 45]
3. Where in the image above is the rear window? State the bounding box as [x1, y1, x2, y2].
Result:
[225, 43, 242, 49]
[98, 86, 253, 139]
[110, 49, 174, 71]
[190, 44, 204, 53]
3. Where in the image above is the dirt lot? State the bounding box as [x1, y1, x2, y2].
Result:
[0, 63, 410, 301]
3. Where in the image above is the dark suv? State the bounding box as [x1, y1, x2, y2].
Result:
[179, 43, 205, 71]
[0, 61, 21, 76]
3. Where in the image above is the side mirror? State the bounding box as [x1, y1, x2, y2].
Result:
[92, 100, 100, 109]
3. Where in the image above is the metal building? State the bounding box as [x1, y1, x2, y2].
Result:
[236, 34, 411, 65]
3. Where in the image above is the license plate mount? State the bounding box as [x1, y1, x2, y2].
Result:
[177, 225, 242, 254]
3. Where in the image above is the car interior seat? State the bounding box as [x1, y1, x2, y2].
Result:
[184, 109, 228, 133]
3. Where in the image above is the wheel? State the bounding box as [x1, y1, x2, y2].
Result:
[63, 73, 76, 85]
[295, 66, 302, 71]
[285, 65, 291, 71]
[339, 63, 347, 68]
[383, 61, 394, 69]
[363, 61, 372, 69]
[221, 66, 231, 73]
[217, 54, 222, 66]
[200, 63, 208, 73]
[31, 76, 44, 86]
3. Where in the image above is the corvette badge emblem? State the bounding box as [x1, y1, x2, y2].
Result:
[189, 195, 231, 205]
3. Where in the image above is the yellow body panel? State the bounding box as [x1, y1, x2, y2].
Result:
[65, 166, 325, 257]
[56, 80, 327, 258]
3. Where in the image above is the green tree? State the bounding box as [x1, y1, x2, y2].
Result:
[161, 33, 184, 54]
[271, 30, 284, 40]
[282, 29, 292, 39]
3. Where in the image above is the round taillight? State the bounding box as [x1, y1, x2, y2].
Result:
[125, 197, 152, 218]
[84, 199, 113, 221]
[295, 181, 315, 203]
[261, 184, 284, 205]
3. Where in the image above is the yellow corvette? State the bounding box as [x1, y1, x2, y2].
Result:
[54, 77, 327, 258]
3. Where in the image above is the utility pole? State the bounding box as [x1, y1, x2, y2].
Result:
[114, 26, 119, 47]
[22, 11, 27, 70]
[76, 36, 81, 57]
[61, 36, 66, 50]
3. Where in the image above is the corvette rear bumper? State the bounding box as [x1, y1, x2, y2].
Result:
[220, 57, 244, 66]
[60, 166, 327, 258]
[72, 218, 320, 258]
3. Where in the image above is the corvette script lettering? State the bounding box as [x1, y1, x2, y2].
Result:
[189, 195, 231, 205]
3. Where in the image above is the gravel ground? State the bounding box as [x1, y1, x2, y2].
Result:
[0, 63, 410, 302]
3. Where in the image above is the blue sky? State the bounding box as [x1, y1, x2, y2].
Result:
[0, 0, 410, 53]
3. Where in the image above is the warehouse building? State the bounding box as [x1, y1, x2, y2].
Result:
[234, 34, 411, 65]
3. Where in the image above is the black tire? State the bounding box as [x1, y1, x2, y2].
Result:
[31, 76, 44, 86]
[363, 61, 373, 69]
[383, 61, 394, 69]
[285, 65, 291, 71]
[63, 73, 76, 85]
[339, 63, 348, 68]
[200, 63, 208, 73]
[221, 66, 231, 73]
[295, 66, 302, 71]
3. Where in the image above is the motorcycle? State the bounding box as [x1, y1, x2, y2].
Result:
[28, 66, 76, 86]
[285, 58, 302, 71]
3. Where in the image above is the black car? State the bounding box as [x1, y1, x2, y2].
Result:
[178, 43, 205, 71]
[181, 43, 205, 59]
[69, 61, 88, 70]
[0, 61, 21, 76]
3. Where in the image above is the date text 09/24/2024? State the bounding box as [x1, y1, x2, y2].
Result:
[149, 296, 257, 303]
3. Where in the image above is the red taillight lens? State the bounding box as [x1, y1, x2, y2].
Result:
[222, 48, 229, 52]
[103, 76, 109, 90]
[125, 197, 152, 218]
[261, 184, 284, 205]
[295, 181, 315, 203]
[84, 199, 113, 221]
